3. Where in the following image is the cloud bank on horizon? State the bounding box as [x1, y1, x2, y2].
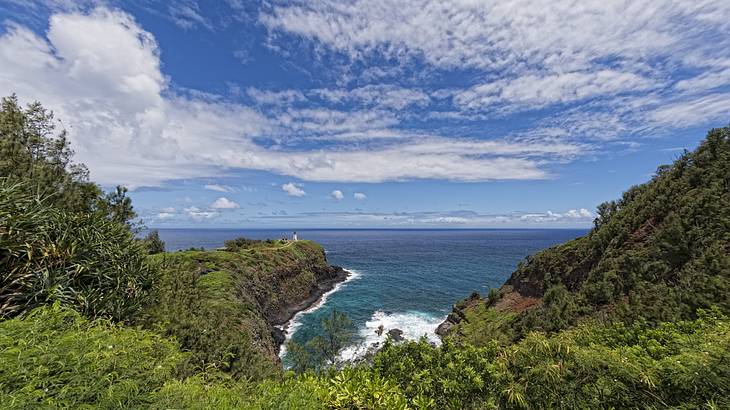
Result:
[0, 0, 728, 227]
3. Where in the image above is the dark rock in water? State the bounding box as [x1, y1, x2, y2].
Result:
[436, 291, 483, 337]
[387, 328, 404, 342]
[272, 326, 285, 348]
[375, 324, 384, 336]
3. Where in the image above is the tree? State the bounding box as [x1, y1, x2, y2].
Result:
[0, 95, 135, 225]
[287, 309, 354, 373]
[100, 185, 137, 227]
[141, 230, 165, 254]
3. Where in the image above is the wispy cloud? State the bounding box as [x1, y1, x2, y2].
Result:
[2, 3, 729, 193]
[204, 183, 233, 192]
[254, 208, 595, 227]
[0, 8, 588, 187]
[185, 206, 219, 220]
[167, 0, 211, 30]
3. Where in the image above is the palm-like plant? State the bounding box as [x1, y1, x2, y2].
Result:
[0, 180, 154, 322]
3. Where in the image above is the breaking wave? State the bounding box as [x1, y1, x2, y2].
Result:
[339, 310, 444, 362]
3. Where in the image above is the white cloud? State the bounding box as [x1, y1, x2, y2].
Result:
[282, 182, 306, 197]
[330, 189, 344, 200]
[0, 9, 580, 186]
[160, 207, 176, 213]
[259, 208, 596, 227]
[204, 183, 232, 192]
[674, 62, 730, 93]
[247, 87, 306, 105]
[421, 216, 469, 224]
[649, 92, 730, 128]
[353, 192, 366, 200]
[168, 0, 211, 30]
[8, 5, 727, 192]
[262, 0, 730, 132]
[157, 212, 174, 219]
[210, 197, 240, 209]
[312, 85, 430, 110]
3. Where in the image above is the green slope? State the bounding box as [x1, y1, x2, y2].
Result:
[446, 127, 730, 346]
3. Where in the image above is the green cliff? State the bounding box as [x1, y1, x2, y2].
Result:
[441, 127, 730, 346]
[141, 239, 347, 379]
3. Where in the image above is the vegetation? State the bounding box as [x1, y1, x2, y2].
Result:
[2, 304, 727, 409]
[1, 95, 149, 321]
[140, 230, 166, 254]
[0, 95, 135, 224]
[450, 127, 730, 345]
[0, 180, 154, 321]
[0, 304, 185, 409]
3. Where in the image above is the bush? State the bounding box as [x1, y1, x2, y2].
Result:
[0, 304, 185, 409]
[0, 180, 154, 322]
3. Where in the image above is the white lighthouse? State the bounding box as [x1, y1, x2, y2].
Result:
[292, 231, 298, 241]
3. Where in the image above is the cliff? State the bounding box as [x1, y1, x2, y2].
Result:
[141, 239, 347, 379]
[441, 127, 730, 345]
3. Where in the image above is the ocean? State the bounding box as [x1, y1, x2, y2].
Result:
[153, 229, 586, 363]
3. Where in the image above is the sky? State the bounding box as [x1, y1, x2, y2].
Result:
[1, 0, 729, 228]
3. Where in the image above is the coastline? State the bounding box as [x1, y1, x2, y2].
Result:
[273, 267, 357, 356]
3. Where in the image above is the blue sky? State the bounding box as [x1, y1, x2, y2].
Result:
[1, 1, 729, 228]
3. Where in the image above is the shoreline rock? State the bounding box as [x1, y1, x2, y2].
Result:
[387, 328, 404, 342]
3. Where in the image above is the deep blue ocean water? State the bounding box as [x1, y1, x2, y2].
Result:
[153, 229, 586, 362]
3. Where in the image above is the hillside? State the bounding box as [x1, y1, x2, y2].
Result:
[141, 239, 347, 380]
[440, 127, 730, 345]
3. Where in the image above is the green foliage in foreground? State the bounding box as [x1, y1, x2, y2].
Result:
[2, 305, 728, 409]
[0, 180, 154, 321]
[0, 304, 184, 409]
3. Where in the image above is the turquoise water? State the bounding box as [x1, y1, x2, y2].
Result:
[154, 229, 586, 361]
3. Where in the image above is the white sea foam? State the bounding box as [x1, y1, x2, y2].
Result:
[339, 310, 445, 362]
[278, 268, 361, 359]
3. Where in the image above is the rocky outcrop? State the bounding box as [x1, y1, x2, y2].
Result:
[271, 265, 349, 354]
[436, 292, 482, 337]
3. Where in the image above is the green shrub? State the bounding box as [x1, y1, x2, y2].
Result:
[0, 304, 185, 409]
[0, 180, 154, 321]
